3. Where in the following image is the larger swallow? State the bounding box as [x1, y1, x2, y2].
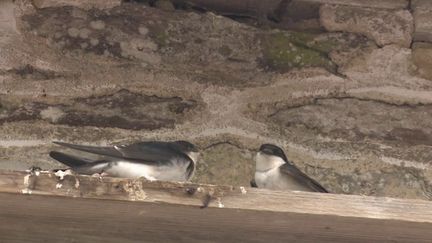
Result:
[49, 140, 199, 182]
[254, 144, 328, 192]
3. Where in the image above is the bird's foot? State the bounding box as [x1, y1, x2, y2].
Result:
[250, 179, 258, 188]
[54, 169, 74, 180]
[141, 176, 157, 182]
[200, 194, 212, 209]
[91, 172, 110, 178]
[26, 166, 42, 174]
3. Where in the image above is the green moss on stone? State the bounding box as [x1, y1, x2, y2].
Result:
[286, 31, 338, 54]
[261, 32, 337, 73]
[147, 23, 169, 48]
[153, 30, 169, 47]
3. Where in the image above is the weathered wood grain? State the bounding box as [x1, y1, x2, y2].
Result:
[1, 193, 432, 242]
[1, 170, 432, 242]
[1, 170, 432, 222]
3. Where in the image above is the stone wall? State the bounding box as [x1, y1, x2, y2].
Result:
[1, 0, 432, 200]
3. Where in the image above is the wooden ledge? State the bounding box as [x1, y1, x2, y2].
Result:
[1, 170, 432, 242]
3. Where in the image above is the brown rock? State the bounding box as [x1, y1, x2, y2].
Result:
[339, 45, 427, 88]
[412, 0, 432, 42]
[412, 42, 432, 81]
[412, 0, 432, 9]
[0, 0, 17, 33]
[32, 0, 121, 10]
[307, 0, 408, 9]
[320, 4, 413, 47]
[154, 0, 175, 12]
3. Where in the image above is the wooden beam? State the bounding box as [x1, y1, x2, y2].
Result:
[1, 193, 432, 243]
[1, 170, 432, 242]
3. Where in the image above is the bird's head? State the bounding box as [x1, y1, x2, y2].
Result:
[173, 140, 200, 164]
[255, 144, 287, 172]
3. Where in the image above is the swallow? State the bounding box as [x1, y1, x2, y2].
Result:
[49, 140, 199, 182]
[254, 144, 328, 192]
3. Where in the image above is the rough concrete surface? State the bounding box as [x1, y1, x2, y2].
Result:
[1, 0, 432, 200]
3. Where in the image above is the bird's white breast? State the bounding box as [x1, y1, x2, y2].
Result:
[255, 168, 314, 191]
[255, 152, 286, 172]
[105, 159, 191, 182]
[105, 161, 156, 179]
[254, 152, 286, 189]
[254, 152, 315, 191]
[255, 167, 283, 189]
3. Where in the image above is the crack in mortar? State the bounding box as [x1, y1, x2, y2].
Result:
[267, 95, 432, 118]
[202, 141, 246, 151]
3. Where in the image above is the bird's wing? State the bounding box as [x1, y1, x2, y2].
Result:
[53, 141, 189, 165]
[49, 151, 93, 167]
[279, 163, 328, 193]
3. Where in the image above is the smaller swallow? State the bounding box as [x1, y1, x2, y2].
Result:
[254, 144, 328, 192]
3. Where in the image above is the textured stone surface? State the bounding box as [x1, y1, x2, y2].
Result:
[1, 2, 432, 200]
[308, 0, 409, 9]
[0, 0, 17, 33]
[413, 10, 432, 42]
[412, 0, 432, 8]
[339, 45, 432, 95]
[412, 0, 432, 42]
[275, 0, 322, 32]
[412, 42, 432, 81]
[269, 98, 432, 148]
[0, 89, 197, 130]
[320, 4, 413, 47]
[32, 0, 121, 10]
[153, 0, 176, 11]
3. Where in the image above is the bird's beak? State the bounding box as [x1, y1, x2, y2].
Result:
[187, 152, 200, 164]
